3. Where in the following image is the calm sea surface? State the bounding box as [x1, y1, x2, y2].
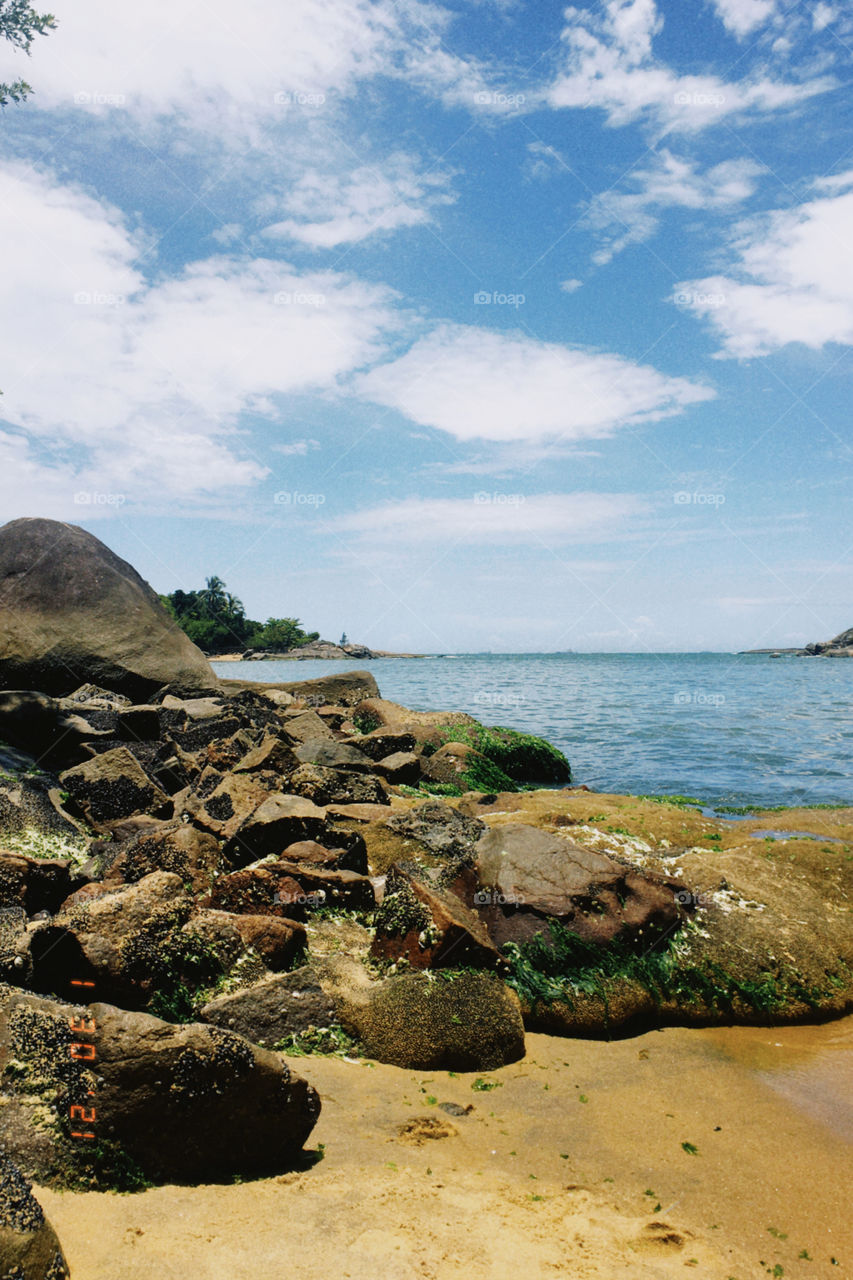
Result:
[212, 653, 852, 809]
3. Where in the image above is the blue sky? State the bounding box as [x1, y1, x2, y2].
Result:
[1, 0, 851, 652]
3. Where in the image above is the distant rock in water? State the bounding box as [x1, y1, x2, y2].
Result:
[800, 625, 853, 657]
[0, 518, 216, 698]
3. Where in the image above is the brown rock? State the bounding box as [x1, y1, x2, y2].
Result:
[87, 1003, 320, 1180]
[29, 870, 194, 1004]
[205, 866, 308, 920]
[201, 966, 339, 1046]
[472, 824, 682, 949]
[373, 751, 421, 785]
[371, 864, 501, 971]
[287, 763, 389, 807]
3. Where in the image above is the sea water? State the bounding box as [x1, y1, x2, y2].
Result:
[212, 652, 852, 809]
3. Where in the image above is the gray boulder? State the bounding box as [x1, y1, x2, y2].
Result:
[0, 517, 216, 698]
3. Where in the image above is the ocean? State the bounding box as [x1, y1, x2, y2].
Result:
[212, 652, 852, 810]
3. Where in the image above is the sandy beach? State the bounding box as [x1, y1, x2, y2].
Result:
[37, 1015, 853, 1280]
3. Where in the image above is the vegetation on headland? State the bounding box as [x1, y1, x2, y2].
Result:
[159, 574, 319, 656]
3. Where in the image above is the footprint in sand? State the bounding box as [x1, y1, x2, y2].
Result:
[631, 1220, 688, 1254]
[396, 1115, 458, 1145]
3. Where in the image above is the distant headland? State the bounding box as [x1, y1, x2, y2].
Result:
[740, 625, 853, 657]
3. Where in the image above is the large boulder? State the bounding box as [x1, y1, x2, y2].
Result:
[0, 990, 320, 1184]
[0, 518, 216, 698]
[472, 824, 683, 949]
[0, 1151, 69, 1278]
[90, 1003, 320, 1180]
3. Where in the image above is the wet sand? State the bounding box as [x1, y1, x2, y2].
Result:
[36, 1016, 853, 1279]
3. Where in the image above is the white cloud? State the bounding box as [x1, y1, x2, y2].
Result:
[524, 141, 569, 181]
[0, 162, 399, 506]
[273, 439, 321, 456]
[262, 155, 456, 249]
[547, 0, 832, 132]
[356, 323, 713, 443]
[587, 150, 762, 263]
[7, 0, 517, 133]
[560, 278, 584, 293]
[329, 492, 647, 544]
[674, 172, 853, 356]
[7, 0, 410, 126]
[710, 0, 776, 38]
[812, 4, 837, 32]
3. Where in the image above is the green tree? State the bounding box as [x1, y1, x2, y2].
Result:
[159, 577, 319, 655]
[1, 0, 57, 106]
[249, 617, 320, 651]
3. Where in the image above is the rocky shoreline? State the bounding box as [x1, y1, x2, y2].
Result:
[0, 517, 851, 1275]
[740, 624, 853, 656]
[215, 640, 429, 662]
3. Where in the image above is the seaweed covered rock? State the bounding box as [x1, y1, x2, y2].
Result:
[0, 517, 215, 698]
[0, 1151, 69, 1278]
[327, 959, 525, 1070]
